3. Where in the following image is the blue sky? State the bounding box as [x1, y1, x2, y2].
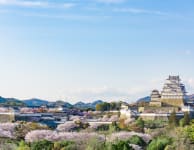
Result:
[0, 0, 194, 103]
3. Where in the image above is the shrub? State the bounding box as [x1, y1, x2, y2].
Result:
[147, 136, 173, 150]
[17, 141, 30, 150]
[136, 118, 144, 129]
[184, 120, 194, 142]
[107, 140, 133, 150]
[128, 135, 146, 146]
[53, 141, 76, 150]
[30, 140, 53, 150]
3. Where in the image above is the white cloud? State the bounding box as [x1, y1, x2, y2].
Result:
[113, 8, 167, 15]
[0, 0, 75, 8]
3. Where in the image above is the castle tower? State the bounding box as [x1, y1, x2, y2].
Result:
[149, 90, 162, 107]
[161, 76, 186, 107]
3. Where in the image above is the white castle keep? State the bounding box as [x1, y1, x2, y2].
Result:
[161, 76, 186, 100]
[150, 76, 186, 107]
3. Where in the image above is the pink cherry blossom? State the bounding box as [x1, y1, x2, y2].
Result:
[0, 123, 17, 139]
[56, 122, 78, 132]
[108, 131, 151, 144]
[109, 115, 119, 122]
[25, 130, 105, 143]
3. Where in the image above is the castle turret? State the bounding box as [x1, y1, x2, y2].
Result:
[149, 90, 162, 107]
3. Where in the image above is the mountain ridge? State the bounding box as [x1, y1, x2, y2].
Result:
[136, 94, 194, 103]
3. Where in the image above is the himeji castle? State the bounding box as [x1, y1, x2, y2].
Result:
[150, 76, 187, 107]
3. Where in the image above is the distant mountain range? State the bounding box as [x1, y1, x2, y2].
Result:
[137, 94, 194, 103]
[73, 100, 103, 109]
[23, 98, 49, 107]
[0, 96, 104, 109]
[1, 94, 194, 108]
[136, 96, 151, 103]
[23, 98, 103, 109]
[0, 96, 26, 106]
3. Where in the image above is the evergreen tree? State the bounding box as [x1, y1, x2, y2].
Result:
[183, 112, 190, 126]
[168, 110, 178, 127]
[136, 118, 145, 128]
[136, 118, 145, 133]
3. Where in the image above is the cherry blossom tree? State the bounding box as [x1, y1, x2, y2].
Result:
[124, 118, 135, 125]
[109, 115, 119, 122]
[101, 115, 109, 121]
[25, 130, 105, 144]
[0, 123, 17, 139]
[89, 123, 102, 130]
[108, 131, 151, 144]
[0, 107, 9, 112]
[56, 122, 78, 132]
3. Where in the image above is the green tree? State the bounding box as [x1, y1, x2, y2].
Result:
[109, 122, 120, 133]
[31, 140, 53, 150]
[147, 136, 172, 150]
[96, 102, 111, 111]
[96, 104, 103, 111]
[168, 110, 178, 127]
[128, 135, 146, 146]
[110, 102, 116, 110]
[17, 141, 30, 150]
[136, 118, 145, 128]
[15, 122, 49, 140]
[135, 118, 145, 132]
[183, 112, 190, 126]
[107, 140, 133, 150]
[184, 120, 194, 142]
[179, 118, 185, 127]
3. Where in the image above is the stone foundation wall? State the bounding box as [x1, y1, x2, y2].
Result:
[0, 114, 15, 123]
[161, 99, 184, 107]
[142, 106, 179, 113]
[149, 101, 162, 107]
